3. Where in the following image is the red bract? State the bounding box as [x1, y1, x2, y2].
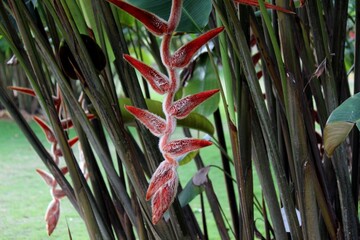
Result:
[33, 116, 56, 143]
[146, 160, 178, 200]
[151, 177, 178, 224]
[162, 138, 212, 157]
[125, 105, 166, 137]
[107, 0, 168, 36]
[168, 89, 219, 119]
[146, 161, 178, 224]
[8, 86, 36, 96]
[234, 0, 295, 14]
[36, 169, 55, 187]
[45, 199, 60, 236]
[124, 54, 170, 94]
[170, 27, 224, 68]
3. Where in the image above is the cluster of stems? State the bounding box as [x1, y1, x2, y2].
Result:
[109, 0, 223, 224]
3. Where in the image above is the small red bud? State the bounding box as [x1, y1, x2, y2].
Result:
[162, 138, 212, 157]
[45, 199, 60, 236]
[124, 54, 170, 94]
[170, 27, 224, 68]
[125, 105, 166, 137]
[168, 89, 219, 119]
[107, 0, 168, 36]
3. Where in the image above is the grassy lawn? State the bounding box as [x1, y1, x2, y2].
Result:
[0, 119, 264, 239]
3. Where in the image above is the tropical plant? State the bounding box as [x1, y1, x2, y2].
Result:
[0, 0, 359, 239]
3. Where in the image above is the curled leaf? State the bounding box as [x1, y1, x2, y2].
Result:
[170, 27, 224, 68]
[162, 138, 212, 157]
[107, 0, 168, 36]
[124, 54, 170, 94]
[168, 89, 219, 119]
[125, 105, 166, 137]
[324, 121, 354, 157]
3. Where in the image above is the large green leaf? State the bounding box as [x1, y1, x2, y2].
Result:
[324, 92, 360, 156]
[119, 98, 214, 135]
[127, 0, 212, 33]
[183, 55, 220, 116]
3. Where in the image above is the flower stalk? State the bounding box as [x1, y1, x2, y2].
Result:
[109, 0, 223, 224]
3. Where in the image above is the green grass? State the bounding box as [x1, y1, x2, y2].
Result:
[0, 119, 264, 239]
[0, 120, 87, 240]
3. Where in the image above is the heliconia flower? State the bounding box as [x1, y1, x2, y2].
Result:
[123, 54, 170, 94]
[125, 105, 166, 137]
[168, 89, 220, 119]
[234, 0, 295, 14]
[33, 116, 56, 143]
[45, 198, 60, 236]
[162, 138, 212, 157]
[7, 86, 36, 97]
[36, 169, 56, 187]
[107, 0, 168, 36]
[170, 27, 224, 68]
[145, 160, 178, 224]
[61, 114, 95, 130]
[51, 188, 67, 199]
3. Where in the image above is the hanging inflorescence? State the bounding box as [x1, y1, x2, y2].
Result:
[108, 0, 223, 224]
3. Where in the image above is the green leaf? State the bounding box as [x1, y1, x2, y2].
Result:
[127, 0, 212, 33]
[326, 92, 360, 129]
[324, 92, 360, 156]
[119, 97, 214, 135]
[178, 150, 199, 166]
[183, 55, 220, 116]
